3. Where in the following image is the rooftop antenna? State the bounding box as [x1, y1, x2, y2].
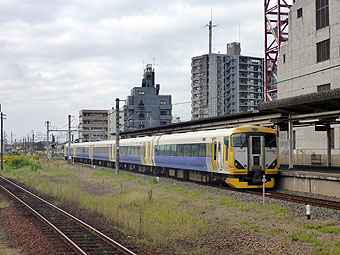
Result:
[203, 9, 219, 54]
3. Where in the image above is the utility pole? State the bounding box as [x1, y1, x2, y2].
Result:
[68, 115, 71, 163]
[46, 121, 50, 159]
[1, 109, 4, 170]
[203, 10, 219, 55]
[32, 133, 34, 154]
[115, 98, 120, 174]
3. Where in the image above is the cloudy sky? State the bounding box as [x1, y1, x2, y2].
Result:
[0, 0, 265, 142]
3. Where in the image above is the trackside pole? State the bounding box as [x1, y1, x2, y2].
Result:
[262, 175, 266, 206]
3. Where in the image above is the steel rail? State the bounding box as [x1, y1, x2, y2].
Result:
[246, 190, 340, 210]
[0, 176, 137, 255]
[0, 184, 87, 255]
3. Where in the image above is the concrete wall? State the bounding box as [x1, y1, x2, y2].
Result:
[278, 173, 340, 198]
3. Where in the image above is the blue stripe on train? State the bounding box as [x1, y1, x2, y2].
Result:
[155, 156, 207, 171]
[74, 153, 90, 159]
[93, 153, 110, 161]
[120, 154, 143, 164]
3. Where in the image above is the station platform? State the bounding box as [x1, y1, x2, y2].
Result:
[276, 165, 340, 198]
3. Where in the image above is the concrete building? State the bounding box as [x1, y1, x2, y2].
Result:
[278, 0, 340, 97]
[277, 0, 340, 163]
[79, 110, 108, 142]
[108, 108, 125, 140]
[191, 42, 264, 120]
[124, 64, 172, 130]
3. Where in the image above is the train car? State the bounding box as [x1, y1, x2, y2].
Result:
[65, 125, 278, 189]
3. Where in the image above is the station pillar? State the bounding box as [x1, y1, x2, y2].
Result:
[326, 124, 331, 167]
[275, 124, 280, 168]
[288, 116, 294, 169]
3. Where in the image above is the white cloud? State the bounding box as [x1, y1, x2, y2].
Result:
[0, 0, 265, 141]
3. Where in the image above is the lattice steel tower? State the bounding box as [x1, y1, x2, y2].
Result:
[264, 0, 295, 101]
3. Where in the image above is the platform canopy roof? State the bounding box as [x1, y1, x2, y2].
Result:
[120, 88, 340, 138]
[258, 88, 340, 115]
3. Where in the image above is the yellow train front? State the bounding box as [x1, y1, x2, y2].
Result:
[222, 126, 278, 188]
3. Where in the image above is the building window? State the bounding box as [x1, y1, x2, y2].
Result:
[316, 39, 330, 62]
[139, 112, 145, 120]
[297, 8, 303, 18]
[160, 111, 167, 115]
[316, 0, 329, 30]
[317, 83, 330, 92]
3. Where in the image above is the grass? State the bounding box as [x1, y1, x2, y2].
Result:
[0, 243, 22, 255]
[2, 157, 340, 254]
[0, 201, 11, 209]
[1, 159, 208, 248]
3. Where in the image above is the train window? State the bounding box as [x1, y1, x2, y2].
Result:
[199, 144, 206, 157]
[165, 145, 171, 156]
[176, 144, 184, 156]
[184, 144, 191, 157]
[265, 133, 277, 147]
[218, 142, 221, 153]
[192, 144, 199, 157]
[231, 134, 247, 147]
[224, 137, 229, 148]
[160, 145, 165, 156]
[170, 144, 176, 156]
[252, 137, 261, 154]
[155, 146, 159, 156]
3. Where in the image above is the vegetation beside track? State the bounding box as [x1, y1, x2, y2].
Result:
[1, 156, 340, 254]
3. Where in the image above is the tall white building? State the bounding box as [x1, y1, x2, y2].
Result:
[278, 0, 340, 98]
[277, 0, 340, 163]
[191, 43, 264, 120]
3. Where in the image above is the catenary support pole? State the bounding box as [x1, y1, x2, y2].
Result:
[46, 121, 50, 159]
[1, 111, 3, 170]
[68, 115, 71, 163]
[115, 98, 120, 174]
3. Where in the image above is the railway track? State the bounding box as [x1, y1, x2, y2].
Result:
[247, 190, 340, 210]
[0, 176, 137, 255]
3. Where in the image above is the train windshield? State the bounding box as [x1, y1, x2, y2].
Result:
[231, 132, 277, 148]
[231, 133, 247, 147]
[264, 133, 277, 147]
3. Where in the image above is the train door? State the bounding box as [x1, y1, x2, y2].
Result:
[110, 144, 115, 161]
[217, 139, 223, 169]
[248, 136, 265, 171]
[89, 145, 94, 161]
[211, 139, 218, 170]
[143, 143, 146, 164]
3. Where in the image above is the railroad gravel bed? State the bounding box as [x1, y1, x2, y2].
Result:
[156, 174, 340, 221]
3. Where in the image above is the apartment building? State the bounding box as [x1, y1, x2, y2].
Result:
[79, 110, 108, 142]
[191, 42, 264, 120]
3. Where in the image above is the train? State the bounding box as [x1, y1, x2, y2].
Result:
[64, 125, 278, 189]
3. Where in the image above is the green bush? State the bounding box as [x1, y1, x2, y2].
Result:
[9, 156, 31, 168]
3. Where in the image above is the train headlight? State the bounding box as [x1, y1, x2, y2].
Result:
[234, 160, 245, 169]
[267, 159, 277, 169]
